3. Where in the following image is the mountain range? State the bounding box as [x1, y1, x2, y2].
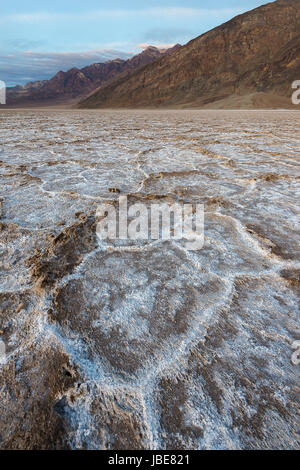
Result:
[78, 0, 300, 109]
[6, 45, 181, 106]
[6, 0, 300, 109]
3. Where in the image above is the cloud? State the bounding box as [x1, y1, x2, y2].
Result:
[0, 7, 245, 23]
[6, 39, 47, 50]
[137, 43, 177, 51]
[22, 49, 131, 63]
[0, 49, 132, 87]
[142, 27, 192, 44]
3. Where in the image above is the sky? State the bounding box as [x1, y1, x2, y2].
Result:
[0, 0, 270, 86]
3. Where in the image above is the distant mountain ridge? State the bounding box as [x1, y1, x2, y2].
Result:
[78, 0, 300, 109]
[6, 45, 181, 106]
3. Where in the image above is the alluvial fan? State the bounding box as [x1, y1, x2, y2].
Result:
[0, 109, 299, 450]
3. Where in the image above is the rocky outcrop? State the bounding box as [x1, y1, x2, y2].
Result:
[78, 0, 300, 108]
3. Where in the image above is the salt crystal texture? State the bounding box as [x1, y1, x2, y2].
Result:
[0, 109, 299, 450]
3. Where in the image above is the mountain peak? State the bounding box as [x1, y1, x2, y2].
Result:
[144, 45, 159, 51]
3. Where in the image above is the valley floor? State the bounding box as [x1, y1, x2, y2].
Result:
[0, 109, 299, 449]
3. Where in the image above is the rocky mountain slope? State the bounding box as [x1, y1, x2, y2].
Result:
[78, 0, 300, 109]
[6, 45, 180, 106]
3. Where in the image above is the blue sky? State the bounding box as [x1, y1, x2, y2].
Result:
[1, 0, 269, 86]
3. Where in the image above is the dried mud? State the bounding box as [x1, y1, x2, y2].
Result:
[0, 109, 299, 449]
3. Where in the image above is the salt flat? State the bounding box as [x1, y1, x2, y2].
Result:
[0, 109, 299, 449]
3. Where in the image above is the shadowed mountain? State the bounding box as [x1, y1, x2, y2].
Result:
[6, 45, 181, 106]
[78, 0, 300, 109]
